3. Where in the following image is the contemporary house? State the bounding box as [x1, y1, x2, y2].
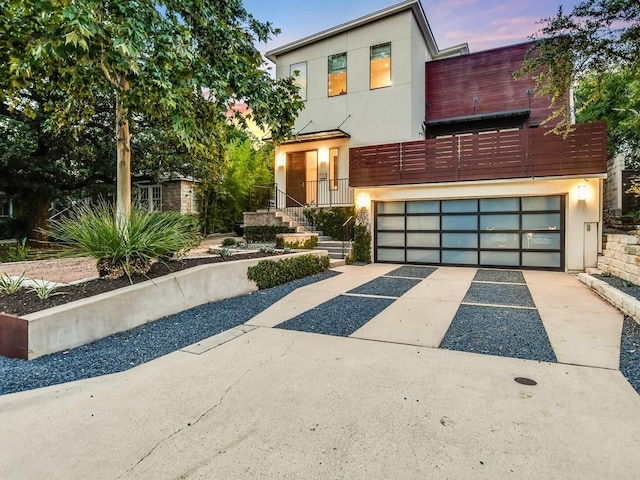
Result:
[264, 0, 607, 272]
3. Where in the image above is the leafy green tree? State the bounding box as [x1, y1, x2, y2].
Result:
[517, 0, 639, 134]
[0, 0, 303, 229]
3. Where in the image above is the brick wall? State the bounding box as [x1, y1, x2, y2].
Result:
[598, 234, 640, 285]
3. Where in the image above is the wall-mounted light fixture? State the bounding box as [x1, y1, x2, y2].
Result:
[276, 152, 286, 169]
[355, 192, 371, 210]
[577, 184, 588, 201]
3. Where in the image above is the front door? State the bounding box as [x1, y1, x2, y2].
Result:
[286, 152, 306, 207]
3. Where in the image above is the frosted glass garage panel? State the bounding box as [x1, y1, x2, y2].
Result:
[481, 233, 519, 249]
[442, 250, 478, 265]
[377, 248, 405, 262]
[480, 251, 520, 266]
[522, 252, 561, 268]
[407, 216, 439, 230]
[407, 250, 440, 263]
[377, 202, 405, 214]
[377, 216, 405, 230]
[407, 233, 439, 248]
[407, 201, 439, 214]
[522, 233, 561, 250]
[480, 197, 519, 212]
[522, 213, 561, 231]
[480, 214, 519, 231]
[377, 232, 404, 247]
[442, 199, 477, 213]
[442, 233, 477, 248]
[442, 215, 477, 230]
[522, 196, 561, 211]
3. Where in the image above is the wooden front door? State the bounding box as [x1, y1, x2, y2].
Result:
[286, 152, 306, 207]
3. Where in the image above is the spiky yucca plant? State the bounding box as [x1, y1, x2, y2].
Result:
[48, 201, 201, 279]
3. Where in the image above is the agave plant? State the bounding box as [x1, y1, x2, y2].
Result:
[0, 271, 26, 295]
[48, 201, 201, 279]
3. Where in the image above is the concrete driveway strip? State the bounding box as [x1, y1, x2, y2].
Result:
[351, 267, 477, 347]
[247, 263, 397, 328]
[1, 327, 639, 480]
[524, 270, 624, 369]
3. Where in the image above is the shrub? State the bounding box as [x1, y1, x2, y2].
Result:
[0, 238, 30, 263]
[244, 225, 295, 243]
[222, 237, 237, 247]
[0, 271, 26, 294]
[275, 235, 318, 249]
[349, 224, 372, 264]
[247, 254, 331, 289]
[304, 207, 355, 240]
[48, 201, 201, 279]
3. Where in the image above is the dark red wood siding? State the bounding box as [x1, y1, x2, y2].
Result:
[425, 42, 562, 128]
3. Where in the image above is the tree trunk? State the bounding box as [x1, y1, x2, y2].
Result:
[115, 85, 131, 232]
[30, 198, 50, 244]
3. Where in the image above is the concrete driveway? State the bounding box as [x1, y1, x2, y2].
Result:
[1, 265, 639, 479]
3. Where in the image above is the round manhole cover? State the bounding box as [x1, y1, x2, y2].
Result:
[514, 377, 537, 386]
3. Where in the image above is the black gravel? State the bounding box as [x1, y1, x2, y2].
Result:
[440, 304, 557, 362]
[464, 283, 535, 308]
[593, 274, 640, 301]
[0, 271, 339, 396]
[276, 295, 394, 336]
[620, 316, 640, 394]
[474, 269, 525, 284]
[347, 277, 421, 297]
[386, 266, 437, 279]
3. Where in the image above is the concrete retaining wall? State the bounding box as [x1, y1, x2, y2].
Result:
[2, 251, 326, 359]
[598, 234, 640, 286]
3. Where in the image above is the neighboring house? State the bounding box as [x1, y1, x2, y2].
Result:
[133, 177, 199, 215]
[265, 0, 607, 272]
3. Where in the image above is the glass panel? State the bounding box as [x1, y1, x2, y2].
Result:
[480, 214, 519, 231]
[407, 216, 439, 230]
[377, 232, 404, 247]
[377, 248, 405, 262]
[522, 252, 561, 268]
[407, 201, 439, 214]
[480, 251, 520, 266]
[522, 233, 561, 250]
[442, 199, 477, 213]
[377, 216, 405, 230]
[480, 233, 519, 249]
[407, 233, 439, 248]
[480, 197, 519, 212]
[442, 215, 477, 230]
[329, 148, 339, 190]
[442, 250, 478, 265]
[370, 43, 391, 89]
[377, 202, 404, 214]
[290, 62, 307, 101]
[407, 250, 440, 263]
[522, 213, 561, 231]
[522, 196, 561, 211]
[328, 53, 347, 97]
[442, 233, 477, 248]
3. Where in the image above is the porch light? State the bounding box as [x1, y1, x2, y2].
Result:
[276, 152, 286, 169]
[318, 147, 329, 165]
[577, 184, 588, 201]
[355, 193, 370, 210]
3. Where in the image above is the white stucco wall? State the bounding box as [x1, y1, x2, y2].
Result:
[354, 176, 605, 272]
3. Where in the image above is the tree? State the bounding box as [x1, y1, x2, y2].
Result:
[517, 0, 639, 134]
[0, 0, 303, 229]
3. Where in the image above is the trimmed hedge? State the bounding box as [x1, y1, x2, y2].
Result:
[304, 206, 355, 240]
[247, 254, 331, 289]
[275, 235, 319, 249]
[244, 225, 295, 243]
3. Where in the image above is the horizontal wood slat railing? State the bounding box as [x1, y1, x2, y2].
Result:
[349, 122, 607, 187]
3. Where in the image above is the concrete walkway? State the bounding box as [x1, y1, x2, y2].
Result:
[0, 265, 638, 479]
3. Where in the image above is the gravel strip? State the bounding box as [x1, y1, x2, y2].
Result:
[463, 283, 535, 307]
[593, 274, 640, 301]
[347, 277, 421, 297]
[440, 304, 557, 362]
[474, 269, 525, 284]
[386, 266, 437, 279]
[620, 316, 640, 395]
[0, 271, 339, 396]
[276, 295, 394, 336]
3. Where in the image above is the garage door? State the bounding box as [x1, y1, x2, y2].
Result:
[374, 196, 564, 270]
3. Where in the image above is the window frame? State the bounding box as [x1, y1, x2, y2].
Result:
[290, 61, 308, 101]
[329, 148, 339, 190]
[370, 42, 392, 90]
[136, 184, 163, 213]
[328, 52, 347, 97]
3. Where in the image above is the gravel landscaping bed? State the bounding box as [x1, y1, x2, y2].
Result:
[0, 271, 339, 396]
[386, 266, 437, 279]
[347, 277, 421, 297]
[474, 269, 525, 284]
[276, 295, 394, 336]
[440, 304, 557, 362]
[463, 283, 535, 308]
[620, 316, 640, 394]
[593, 274, 640, 301]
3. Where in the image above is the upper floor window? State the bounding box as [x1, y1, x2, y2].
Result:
[370, 43, 391, 89]
[290, 61, 307, 101]
[328, 53, 347, 97]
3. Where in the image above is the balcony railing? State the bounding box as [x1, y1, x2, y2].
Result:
[349, 122, 607, 187]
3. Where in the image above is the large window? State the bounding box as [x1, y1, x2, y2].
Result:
[136, 185, 162, 212]
[328, 53, 347, 97]
[290, 61, 307, 101]
[370, 43, 391, 89]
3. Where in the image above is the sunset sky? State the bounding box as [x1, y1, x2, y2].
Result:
[243, 0, 584, 55]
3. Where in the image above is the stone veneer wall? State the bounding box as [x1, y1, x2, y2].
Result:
[243, 211, 289, 227]
[162, 180, 197, 214]
[598, 234, 640, 285]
